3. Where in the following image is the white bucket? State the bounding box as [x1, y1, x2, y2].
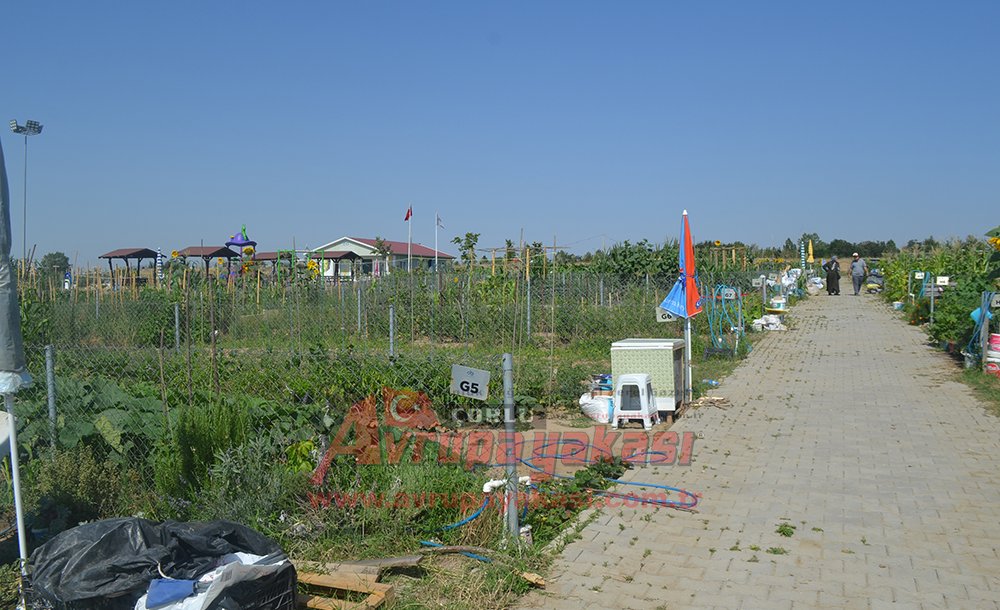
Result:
[990, 333, 1000, 350]
[770, 297, 786, 311]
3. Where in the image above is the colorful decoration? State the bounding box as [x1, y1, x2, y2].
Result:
[226, 224, 257, 250]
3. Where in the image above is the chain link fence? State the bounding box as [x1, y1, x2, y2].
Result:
[7, 268, 782, 537]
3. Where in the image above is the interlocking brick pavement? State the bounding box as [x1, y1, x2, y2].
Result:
[518, 294, 1000, 609]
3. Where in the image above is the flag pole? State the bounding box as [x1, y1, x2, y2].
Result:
[684, 317, 693, 402]
[407, 205, 412, 273]
[434, 210, 438, 274]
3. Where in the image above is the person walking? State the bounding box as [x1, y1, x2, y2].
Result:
[823, 256, 840, 295]
[850, 252, 868, 296]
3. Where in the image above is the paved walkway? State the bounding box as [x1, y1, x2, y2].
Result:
[519, 294, 1000, 609]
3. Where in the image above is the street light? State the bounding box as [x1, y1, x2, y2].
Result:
[9, 119, 43, 263]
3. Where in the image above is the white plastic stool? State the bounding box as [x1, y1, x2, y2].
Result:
[611, 373, 660, 430]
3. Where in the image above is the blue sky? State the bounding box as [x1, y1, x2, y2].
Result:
[2, 1, 998, 265]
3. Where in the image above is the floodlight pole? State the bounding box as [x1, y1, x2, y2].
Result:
[9, 120, 43, 263]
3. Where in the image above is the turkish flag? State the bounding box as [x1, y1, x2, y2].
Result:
[404, 206, 412, 221]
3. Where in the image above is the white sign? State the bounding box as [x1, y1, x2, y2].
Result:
[721, 288, 737, 300]
[991, 294, 1000, 309]
[656, 306, 676, 323]
[751, 277, 763, 288]
[450, 365, 490, 401]
[913, 272, 925, 280]
[936, 276, 950, 286]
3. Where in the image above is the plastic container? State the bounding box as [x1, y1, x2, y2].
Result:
[990, 333, 1000, 350]
[770, 297, 786, 311]
[986, 359, 1000, 378]
[892, 302, 905, 310]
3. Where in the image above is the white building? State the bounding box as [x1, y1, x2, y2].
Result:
[310, 236, 454, 277]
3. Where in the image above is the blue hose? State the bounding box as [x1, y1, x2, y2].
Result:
[520, 439, 699, 510]
[967, 292, 996, 357]
[418, 540, 492, 563]
[440, 495, 490, 531]
[425, 437, 700, 547]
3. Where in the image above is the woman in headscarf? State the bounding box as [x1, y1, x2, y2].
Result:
[823, 256, 840, 295]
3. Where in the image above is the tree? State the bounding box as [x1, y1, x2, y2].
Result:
[828, 239, 854, 257]
[39, 251, 70, 284]
[451, 233, 480, 268]
[800, 233, 828, 258]
[371, 236, 391, 274]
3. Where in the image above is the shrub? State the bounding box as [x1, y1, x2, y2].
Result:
[153, 398, 249, 506]
[24, 445, 145, 533]
[192, 435, 308, 532]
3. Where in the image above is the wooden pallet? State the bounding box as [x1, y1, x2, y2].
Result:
[295, 567, 393, 610]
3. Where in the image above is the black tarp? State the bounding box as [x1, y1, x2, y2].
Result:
[28, 518, 295, 610]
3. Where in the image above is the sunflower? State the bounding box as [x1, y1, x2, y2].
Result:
[217, 258, 226, 266]
[171, 250, 179, 258]
[243, 246, 255, 256]
[714, 240, 722, 247]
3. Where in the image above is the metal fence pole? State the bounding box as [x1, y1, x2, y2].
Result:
[389, 303, 395, 357]
[599, 276, 605, 307]
[174, 303, 181, 353]
[356, 282, 362, 335]
[930, 276, 936, 325]
[5, 394, 29, 576]
[981, 291, 991, 368]
[502, 353, 519, 540]
[45, 344, 56, 447]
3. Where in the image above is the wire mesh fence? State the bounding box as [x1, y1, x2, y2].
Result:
[9, 267, 784, 532]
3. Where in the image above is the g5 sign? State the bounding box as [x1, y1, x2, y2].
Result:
[450, 365, 491, 401]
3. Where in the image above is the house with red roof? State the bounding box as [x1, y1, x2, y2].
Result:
[310, 236, 454, 277]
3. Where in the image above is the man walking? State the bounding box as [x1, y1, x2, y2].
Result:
[850, 252, 868, 296]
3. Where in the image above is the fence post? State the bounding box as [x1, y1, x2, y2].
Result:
[174, 303, 181, 353]
[5, 395, 29, 576]
[981, 291, 991, 368]
[930, 276, 936, 325]
[45, 344, 56, 448]
[389, 303, 395, 358]
[599, 276, 605, 307]
[502, 353, 519, 540]
[356, 282, 362, 335]
[525, 276, 532, 337]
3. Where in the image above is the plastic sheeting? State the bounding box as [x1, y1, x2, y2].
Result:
[29, 518, 295, 610]
[0, 138, 31, 393]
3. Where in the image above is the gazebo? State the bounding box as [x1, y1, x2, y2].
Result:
[176, 246, 240, 277]
[311, 250, 361, 280]
[99, 248, 158, 287]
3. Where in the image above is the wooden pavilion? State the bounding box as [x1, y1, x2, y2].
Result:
[99, 248, 158, 288]
[176, 246, 240, 277]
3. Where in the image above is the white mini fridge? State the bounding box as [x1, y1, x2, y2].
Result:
[610, 338, 685, 411]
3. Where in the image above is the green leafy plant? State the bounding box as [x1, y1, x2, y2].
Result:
[153, 398, 249, 507]
[776, 522, 796, 537]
